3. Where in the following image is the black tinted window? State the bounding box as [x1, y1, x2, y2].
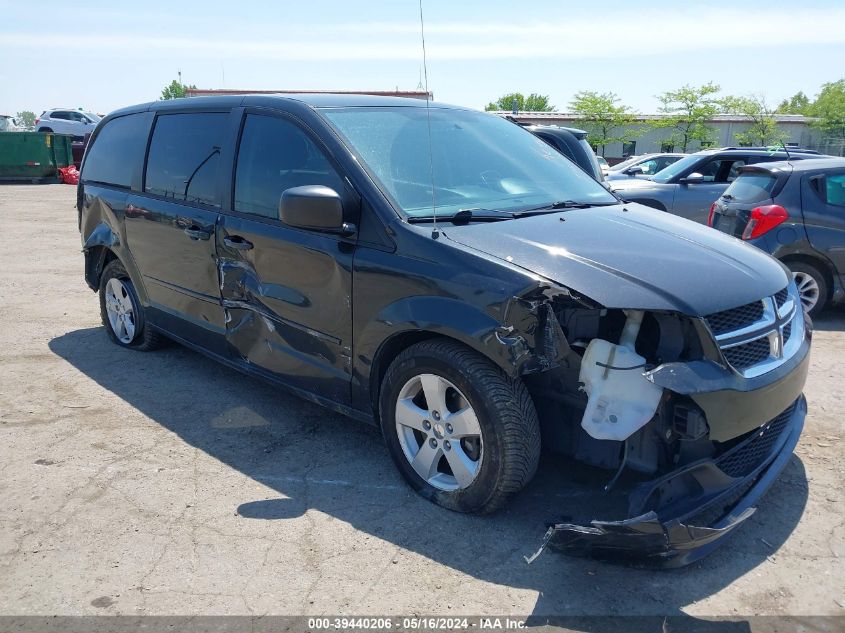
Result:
[234, 114, 344, 218]
[723, 172, 778, 203]
[145, 113, 227, 207]
[82, 113, 150, 189]
[699, 158, 746, 183]
[51, 111, 69, 120]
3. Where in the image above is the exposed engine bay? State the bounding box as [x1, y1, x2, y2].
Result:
[506, 282, 811, 565]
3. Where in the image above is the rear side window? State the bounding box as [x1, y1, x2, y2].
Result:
[145, 113, 227, 207]
[82, 113, 150, 189]
[698, 158, 746, 183]
[820, 173, 845, 207]
[234, 114, 344, 219]
[723, 172, 778, 203]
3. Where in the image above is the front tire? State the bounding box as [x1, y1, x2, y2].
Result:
[379, 339, 540, 514]
[789, 261, 827, 317]
[99, 259, 163, 350]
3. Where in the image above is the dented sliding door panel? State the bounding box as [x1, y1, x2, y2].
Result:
[217, 215, 355, 405]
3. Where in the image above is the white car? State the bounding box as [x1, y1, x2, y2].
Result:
[596, 155, 610, 176]
[36, 109, 100, 138]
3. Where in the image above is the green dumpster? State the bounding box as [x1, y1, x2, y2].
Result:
[0, 132, 74, 182]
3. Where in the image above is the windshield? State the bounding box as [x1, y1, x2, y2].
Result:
[321, 107, 617, 218]
[651, 153, 703, 183]
[609, 155, 641, 171]
[83, 111, 101, 122]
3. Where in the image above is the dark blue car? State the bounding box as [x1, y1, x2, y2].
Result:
[709, 158, 845, 316]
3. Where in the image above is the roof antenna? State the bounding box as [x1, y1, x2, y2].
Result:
[418, 0, 438, 239]
[781, 140, 792, 161]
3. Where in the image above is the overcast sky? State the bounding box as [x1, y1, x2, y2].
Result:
[2, 0, 844, 116]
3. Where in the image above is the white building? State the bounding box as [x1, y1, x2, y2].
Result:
[499, 112, 841, 161]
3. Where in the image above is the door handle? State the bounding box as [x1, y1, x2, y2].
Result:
[224, 235, 254, 251]
[184, 225, 213, 241]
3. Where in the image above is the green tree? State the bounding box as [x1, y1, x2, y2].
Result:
[808, 79, 845, 143]
[776, 91, 811, 115]
[653, 82, 721, 152]
[160, 78, 196, 100]
[568, 91, 639, 156]
[15, 110, 35, 129]
[484, 92, 554, 112]
[720, 94, 787, 146]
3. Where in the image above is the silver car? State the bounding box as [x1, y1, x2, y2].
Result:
[606, 153, 687, 181]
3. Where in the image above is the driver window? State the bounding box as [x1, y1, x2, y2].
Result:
[234, 115, 345, 219]
[640, 159, 658, 174]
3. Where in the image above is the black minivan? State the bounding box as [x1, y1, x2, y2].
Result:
[78, 94, 811, 566]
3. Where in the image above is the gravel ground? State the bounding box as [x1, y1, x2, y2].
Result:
[0, 184, 843, 619]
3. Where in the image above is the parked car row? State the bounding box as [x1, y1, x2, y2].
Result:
[609, 147, 825, 223]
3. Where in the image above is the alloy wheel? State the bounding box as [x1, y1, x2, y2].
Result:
[104, 277, 137, 344]
[792, 271, 820, 313]
[394, 373, 483, 491]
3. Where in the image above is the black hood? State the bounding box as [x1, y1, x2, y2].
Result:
[442, 204, 790, 315]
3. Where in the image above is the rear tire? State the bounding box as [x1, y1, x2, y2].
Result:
[379, 339, 540, 514]
[99, 259, 164, 351]
[37, 127, 53, 133]
[788, 261, 827, 317]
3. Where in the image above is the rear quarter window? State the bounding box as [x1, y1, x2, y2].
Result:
[82, 113, 151, 189]
[723, 172, 778, 203]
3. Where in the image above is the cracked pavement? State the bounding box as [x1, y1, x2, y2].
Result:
[0, 185, 843, 617]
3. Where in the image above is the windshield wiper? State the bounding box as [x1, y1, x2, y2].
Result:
[515, 200, 618, 215]
[407, 208, 515, 225]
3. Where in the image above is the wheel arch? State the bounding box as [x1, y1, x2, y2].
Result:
[369, 330, 457, 414]
[779, 253, 834, 300]
[82, 223, 148, 306]
[84, 244, 118, 291]
[83, 221, 122, 290]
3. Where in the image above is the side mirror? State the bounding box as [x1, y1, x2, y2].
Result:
[625, 165, 644, 175]
[681, 172, 704, 184]
[279, 185, 355, 236]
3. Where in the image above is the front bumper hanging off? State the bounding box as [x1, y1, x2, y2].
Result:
[532, 395, 806, 568]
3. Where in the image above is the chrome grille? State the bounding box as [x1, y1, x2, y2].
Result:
[705, 301, 764, 335]
[704, 285, 802, 378]
[723, 338, 771, 371]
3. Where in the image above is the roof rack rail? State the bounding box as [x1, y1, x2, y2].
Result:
[719, 146, 819, 154]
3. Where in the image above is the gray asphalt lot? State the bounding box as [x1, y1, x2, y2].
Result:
[0, 184, 843, 618]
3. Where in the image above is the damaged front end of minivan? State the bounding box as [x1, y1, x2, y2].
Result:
[499, 280, 811, 567]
